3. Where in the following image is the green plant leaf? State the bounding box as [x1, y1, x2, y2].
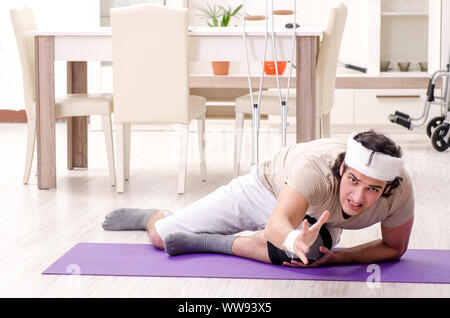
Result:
[195, 3, 222, 27]
[222, 10, 230, 26]
[231, 4, 242, 17]
[212, 15, 218, 27]
[196, 3, 242, 27]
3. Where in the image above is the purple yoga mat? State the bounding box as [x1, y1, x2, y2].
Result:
[42, 243, 450, 284]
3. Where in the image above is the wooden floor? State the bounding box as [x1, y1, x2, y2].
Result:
[0, 120, 449, 298]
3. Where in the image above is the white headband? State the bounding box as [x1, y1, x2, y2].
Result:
[344, 132, 404, 182]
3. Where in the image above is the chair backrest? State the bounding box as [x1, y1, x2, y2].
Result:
[10, 7, 37, 119]
[316, 2, 347, 117]
[111, 4, 190, 124]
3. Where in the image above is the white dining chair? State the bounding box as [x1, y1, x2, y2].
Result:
[11, 7, 116, 186]
[233, 2, 347, 176]
[110, 4, 207, 194]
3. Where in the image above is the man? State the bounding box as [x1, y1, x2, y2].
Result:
[103, 130, 414, 267]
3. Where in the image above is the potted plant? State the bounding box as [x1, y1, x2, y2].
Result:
[195, 3, 243, 75]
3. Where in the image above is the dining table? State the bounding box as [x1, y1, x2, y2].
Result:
[28, 26, 323, 189]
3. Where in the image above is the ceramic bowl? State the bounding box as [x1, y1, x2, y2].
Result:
[380, 61, 391, 72]
[398, 62, 411, 72]
[419, 62, 428, 72]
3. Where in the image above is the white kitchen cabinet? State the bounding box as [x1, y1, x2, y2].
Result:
[353, 88, 443, 126]
[329, 0, 443, 130]
[371, 0, 441, 74]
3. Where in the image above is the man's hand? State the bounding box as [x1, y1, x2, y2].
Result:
[291, 210, 330, 265]
[282, 246, 337, 268]
[282, 216, 415, 268]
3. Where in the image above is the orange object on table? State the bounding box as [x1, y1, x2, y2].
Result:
[264, 61, 287, 75]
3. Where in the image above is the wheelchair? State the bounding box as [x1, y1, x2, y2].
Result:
[388, 59, 450, 152]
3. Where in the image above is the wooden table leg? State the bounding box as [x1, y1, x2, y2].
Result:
[296, 36, 318, 143]
[35, 36, 56, 189]
[67, 62, 88, 169]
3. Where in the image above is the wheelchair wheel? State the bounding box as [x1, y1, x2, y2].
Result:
[431, 124, 450, 152]
[426, 116, 445, 138]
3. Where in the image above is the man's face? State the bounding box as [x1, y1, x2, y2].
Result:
[339, 162, 388, 216]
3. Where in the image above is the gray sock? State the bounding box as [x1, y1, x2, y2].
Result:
[102, 208, 159, 231]
[164, 232, 238, 256]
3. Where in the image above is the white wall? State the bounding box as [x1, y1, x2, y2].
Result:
[0, 0, 100, 111]
[442, 0, 450, 68]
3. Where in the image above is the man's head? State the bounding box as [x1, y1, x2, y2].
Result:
[332, 130, 403, 216]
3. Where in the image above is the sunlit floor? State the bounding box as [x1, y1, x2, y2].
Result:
[0, 119, 449, 297]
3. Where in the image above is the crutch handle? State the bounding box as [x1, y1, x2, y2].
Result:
[427, 80, 435, 102]
[273, 10, 294, 15]
[244, 15, 266, 21]
[285, 23, 300, 29]
[344, 63, 367, 73]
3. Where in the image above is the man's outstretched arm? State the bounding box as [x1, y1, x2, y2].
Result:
[264, 185, 331, 265]
[264, 185, 309, 250]
[296, 216, 414, 267]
